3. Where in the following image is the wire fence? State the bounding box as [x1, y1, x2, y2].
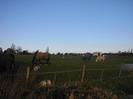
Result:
[27, 65, 133, 83]
[0, 65, 133, 99]
[0, 65, 132, 83]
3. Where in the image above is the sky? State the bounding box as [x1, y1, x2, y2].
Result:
[0, 0, 133, 53]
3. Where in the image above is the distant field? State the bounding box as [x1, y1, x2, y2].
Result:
[15, 54, 133, 70]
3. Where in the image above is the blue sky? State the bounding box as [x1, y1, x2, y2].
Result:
[0, 0, 133, 53]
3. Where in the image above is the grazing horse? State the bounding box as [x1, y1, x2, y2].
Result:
[32, 50, 50, 65]
[95, 53, 106, 62]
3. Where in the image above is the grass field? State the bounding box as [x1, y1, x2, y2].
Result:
[16, 54, 133, 70]
[0, 54, 133, 98]
[15, 54, 133, 95]
[15, 54, 133, 73]
[15, 55, 133, 81]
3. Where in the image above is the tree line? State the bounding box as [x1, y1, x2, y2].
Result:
[0, 43, 133, 56]
[0, 43, 31, 55]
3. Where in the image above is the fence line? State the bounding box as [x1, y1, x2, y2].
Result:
[43, 68, 121, 74]
[34, 66, 132, 82]
[0, 68, 121, 75]
[0, 66, 132, 82]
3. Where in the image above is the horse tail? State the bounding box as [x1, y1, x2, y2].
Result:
[32, 50, 39, 65]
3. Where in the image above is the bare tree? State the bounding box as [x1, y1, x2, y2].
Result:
[10, 43, 16, 53]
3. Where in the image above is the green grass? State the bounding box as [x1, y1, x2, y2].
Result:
[15, 55, 133, 86]
[15, 54, 133, 81]
[15, 54, 133, 73]
[15, 54, 133, 94]
[15, 55, 33, 65]
[1, 54, 133, 98]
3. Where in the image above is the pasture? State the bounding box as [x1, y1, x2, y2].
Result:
[1, 54, 133, 98]
[15, 54, 133, 85]
[15, 54, 133, 72]
[16, 54, 133, 70]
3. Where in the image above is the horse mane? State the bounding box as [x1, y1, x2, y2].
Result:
[32, 50, 39, 65]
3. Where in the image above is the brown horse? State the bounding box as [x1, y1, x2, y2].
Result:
[32, 50, 50, 65]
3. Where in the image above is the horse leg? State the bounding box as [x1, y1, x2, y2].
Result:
[99, 57, 101, 62]
[96, 57, 100, 62]
[96, 58, 98, 62]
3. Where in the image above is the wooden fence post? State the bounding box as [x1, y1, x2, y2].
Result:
[100, 69, 104, 81]
[81, 64, 86, 82]
[26, 66, 30, 81]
